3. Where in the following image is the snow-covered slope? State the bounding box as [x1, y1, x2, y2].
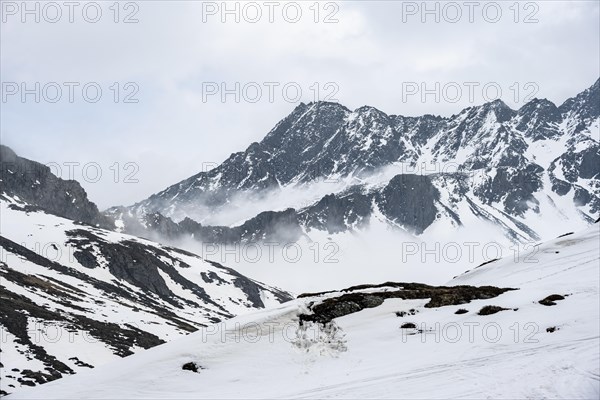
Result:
[10, 223, 598, 399]
[0, 196, 291, 395]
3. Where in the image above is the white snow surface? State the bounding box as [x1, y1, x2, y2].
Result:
[10, 224, 599, 399]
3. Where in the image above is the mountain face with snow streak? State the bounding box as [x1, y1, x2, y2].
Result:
[109, 79, 599, 244]
[0, 150, 292, 394]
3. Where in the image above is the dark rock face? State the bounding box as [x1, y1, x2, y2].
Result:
[376, 175, 440, 234]
[261, 102, 353, 182]
[144, 212, 184, 241]
[576, 147, 600, 181]
[299, 188, 372, 234]
[238, 209, 302, 243]
[70, 230, 213, 306]
[516, 98, 562, 140]
[559, 78, 600, 123]
[65, 229, 291, 310]
[395, 114, 446, 149]
[554, 146, 600, 182]
[431, 100, 516, 164]
[474, 164, 544, 216]
[548, 143, 600, 214]
[205, 260, 292, 306]
[0, 145, 113, 229]
[551, 176, 572, 196]
[172, 208, 303, 244]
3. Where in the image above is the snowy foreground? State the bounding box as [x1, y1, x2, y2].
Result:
[8, 225, 600, 399]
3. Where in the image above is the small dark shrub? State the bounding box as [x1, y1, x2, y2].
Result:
[455, 308, 468, 315]
[396, 309, 418, 317]
[539, 294, 565, 306]
[400, 322, 416, 329]
[478, 305, 508, 315]
[546, 326, 558, 333]
[182, 362, 201, 373]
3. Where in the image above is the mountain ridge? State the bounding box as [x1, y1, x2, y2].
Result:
[107, 78, 600, 244]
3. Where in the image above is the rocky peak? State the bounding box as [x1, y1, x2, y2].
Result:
[515, 98, 561, 140]
[0, 145, 113, 228]
[479, 99, 515, 122]
[559, 78, 600, 121]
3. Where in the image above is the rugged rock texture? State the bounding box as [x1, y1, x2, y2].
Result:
[299, 187, 372, 234]
[376, 175, 440, 234]
[0, 145, 113, 228]
[474, 164, 545, 216]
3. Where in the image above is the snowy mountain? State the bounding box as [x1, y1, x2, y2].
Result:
[9, 222, 598, 399]
[109, 79, 600, 244]
[0, 148, 291, 395]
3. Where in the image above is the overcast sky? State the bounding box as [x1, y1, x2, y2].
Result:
[1, 0, 599, 209]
